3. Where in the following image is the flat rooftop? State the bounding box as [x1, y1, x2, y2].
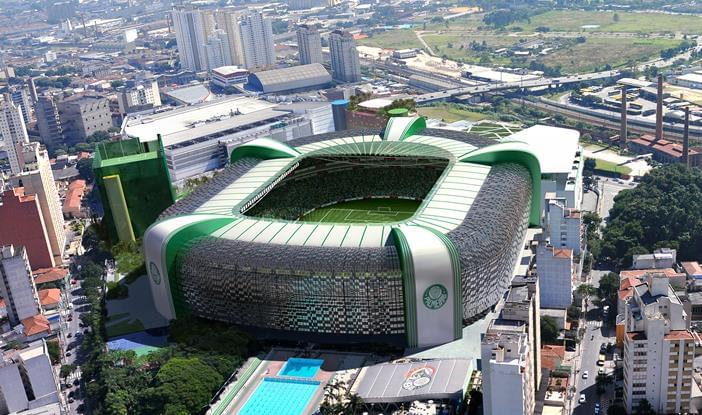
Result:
[123, 96, 279, 147]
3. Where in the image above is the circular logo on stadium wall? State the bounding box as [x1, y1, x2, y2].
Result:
[422, 284, 448, 310]
[402, 366, 436, 391]
[149, 262, 161, 285]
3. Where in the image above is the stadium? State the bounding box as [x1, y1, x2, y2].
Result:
[144, 116, 541, 347]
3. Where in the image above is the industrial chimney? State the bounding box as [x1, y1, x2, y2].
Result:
[683, 106, 690, 167]
[655, 74, 663, 141]
[620, 84, 628, 146]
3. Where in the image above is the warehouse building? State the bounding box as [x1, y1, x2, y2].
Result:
[247, 63, 332, 94]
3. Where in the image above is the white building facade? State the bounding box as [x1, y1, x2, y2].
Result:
[329, 30, 361, 83]
[239, 11, 275, 69]
[296, 24, 323, 65]
[537, 243, 573, 309]
[545, 195, 582, 256]
[171, 8, 213, 72]
[0, 246, 40, 326]
[481, 324, 535, 415]
[0, 100, 30, 174]
[623, 273, 699, 414]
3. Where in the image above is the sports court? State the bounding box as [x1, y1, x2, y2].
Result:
[299, 198, 420, 224]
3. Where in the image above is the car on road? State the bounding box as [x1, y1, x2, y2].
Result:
[67, 333, 72, 338]
[69, 398, 74, 404]
[75, 331, 80, 336]
[598, 368, 605, 375]
[66, 352, 72, 357]
[579, 394, 586, 404]
[582, 371, 589, 379]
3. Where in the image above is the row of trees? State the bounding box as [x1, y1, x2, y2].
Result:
[599, 164, 702, 268]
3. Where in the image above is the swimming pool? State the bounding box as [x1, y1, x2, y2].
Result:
[239, 378, 320, 415]
[279, 357, 324, 378]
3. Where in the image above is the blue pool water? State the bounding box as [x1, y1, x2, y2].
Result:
[239, 378, 320, 415]
[279, 358, 324, 378]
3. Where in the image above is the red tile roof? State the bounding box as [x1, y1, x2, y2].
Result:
[0, 298, 5, 309]
[627, 331, 646, 341]
[681, 261, 702, 276]
[541, 345, 566, 371]
[620, 268, 684, 280]
[553, 248, 573, 258]
[21, 314, 50, 337]
[630, 134, 700, 158]
[664, 330, 695, 341]
[38, 288, 61, 306]
[33, 267, 68, 284]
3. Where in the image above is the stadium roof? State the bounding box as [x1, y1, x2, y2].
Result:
[354, 359, 472, 403]
[502, 125, 580, 174]
[248, 63, 332, 94]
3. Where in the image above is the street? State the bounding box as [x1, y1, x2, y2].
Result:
[573, 270, 618, 415]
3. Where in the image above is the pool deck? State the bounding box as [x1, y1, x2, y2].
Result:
[219, 348, 369, 415]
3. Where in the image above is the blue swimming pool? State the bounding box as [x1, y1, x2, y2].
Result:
[279, 357, 324, 378]
[239, 377, 320, 415]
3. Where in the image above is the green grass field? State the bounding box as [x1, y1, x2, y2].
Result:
[358, 29, 423, 50]
[418, 104, 487, 122]
[592, 158, 632, 176]
[514, 10, 702, 34]
[299, 198, 421, 224]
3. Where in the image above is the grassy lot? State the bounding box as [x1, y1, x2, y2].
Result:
[300, 199, 421, 224]
[418, 104, 487, 122]
[106, 318, 145, 338]
[513, 10, 702, 34]
[422, 33, 518, 64]
[358, 29, 423, 50]
[541, 37, 683, 73]
[592, 158, 632, 176]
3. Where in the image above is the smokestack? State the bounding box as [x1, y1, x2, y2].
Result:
[683, 106, 690, 167]
[655, 74, 663, 141]
[27, 77, 38, 103]
[620, 84, 628, 145]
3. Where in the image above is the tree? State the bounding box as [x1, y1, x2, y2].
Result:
[635, 398, 657, 415]
[576, 283, 597, 299]
[60, 364, 76, 381]
[584, 158, 597, 175]
[608, 405, 627, 415]
[613, 13, 620, 22]
[598, 272, 619, 305]
[541, 315, 559, 344]
[47, 341, 60, 364]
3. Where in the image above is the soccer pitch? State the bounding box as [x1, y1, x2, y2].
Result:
[300, 199, 420, 224]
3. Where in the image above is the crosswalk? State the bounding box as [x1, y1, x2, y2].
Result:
[585, 320, 603, 329]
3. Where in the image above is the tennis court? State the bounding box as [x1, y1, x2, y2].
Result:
[299, 198, 420, 224]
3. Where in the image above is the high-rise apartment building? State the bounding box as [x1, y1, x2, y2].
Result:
[544, 194, 582, 256]
[58, 95, 112, 144]
[171, 8, 214, 72]
[296, 24, 323, 65]
[205, 30, 233, 70]
[239, 11, 275, 69]
[329, 30, 361, 83]
[0, 340, 60, 412]
[10, 85, 33, 125]
[10, 143, 65, 265]
[537, 242, 574, 309]
[0, 245, 41, 326]
[34, 95, 63, 151]
[481, 320, 536, 415]
[623, 273, 699, 414]
[93, 137, 175, 243]
[0, 99, 30, 174]
[214, 10, 245, 66]
[0, 188, 54, 268]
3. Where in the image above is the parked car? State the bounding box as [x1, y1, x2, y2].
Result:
[579, 394, 586, 404]
[582, 371, 589, 379]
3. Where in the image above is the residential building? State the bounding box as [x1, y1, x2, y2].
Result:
[481, 320, 535, 415]
[537, 243, 573, 309]
[62, 179, 86, 219]
[239, 11, 275, 69]
[34, 95, 63, 151]
[0, 99, 30, 174]
[205, 30, 233, 70]
[210, 66, 249, 89]
[622, 273, 700, 414]
[117, 79, 162, 115]
[544, 194, 582, 255]
[58, 95, 112, 144]
[502, 276, 542, 392]
[21, 314, 51, 342]
[171, 8, 214, 72]
[0, 246, 40, 326]
[93, 137, 175, 243]
[213, 10, 245, 67]
[633, 248, 676, 270]
[0, 188, 54, 268]
[122, 96, 335, 181]
[37, 288, 61, 311]
[329, 30, 361, 83]
[0, 340, 60, 413]
[296, 24, 323, 65]
[10, 143, 65, 265]
[10, 85, 33, 125]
